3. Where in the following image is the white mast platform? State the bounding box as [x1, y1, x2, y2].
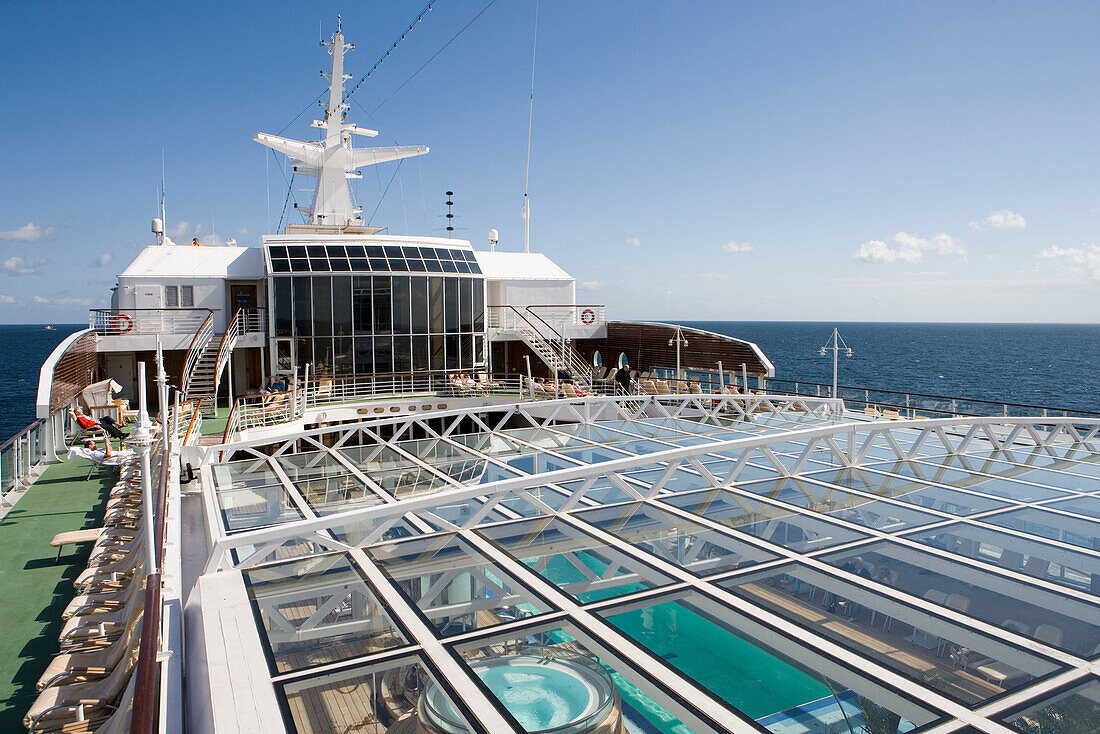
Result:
[255, 21, 428, 230]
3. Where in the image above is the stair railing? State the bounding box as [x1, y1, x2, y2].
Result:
[182, 311, 215, 399]
[523, 306, 592, 383]
[211, 308, 244, 399]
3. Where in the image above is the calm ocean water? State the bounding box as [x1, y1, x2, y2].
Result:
[1, 321, 1097, 443]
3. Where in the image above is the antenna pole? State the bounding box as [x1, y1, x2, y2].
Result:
[832, 328, 839, 399]
[523, 0, 539, 254]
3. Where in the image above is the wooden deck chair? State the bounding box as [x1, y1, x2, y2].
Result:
[81, 379, 124, 423]
[38, 615, 143, 691]
[655, 380, 671, 395]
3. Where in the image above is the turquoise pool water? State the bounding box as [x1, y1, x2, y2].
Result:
[536, 552, 829, 728]
[604, 600, 830, 722]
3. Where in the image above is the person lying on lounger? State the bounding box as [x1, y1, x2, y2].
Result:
[66, 436, 134, 465]
[71, 406, 128, 440]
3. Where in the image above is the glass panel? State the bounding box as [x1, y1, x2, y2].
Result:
[460, 277, 473, 331]
[736, 477, 944, 533]
[391, 275, 411, 335]
[444, 277, 459, 332]
[216, 483, 303, 532]
[273, 277, 292, 337]
[478, 516, 674, 602]
[393, 335, 412, 373]
[367, 533, 552, 635]
[601, 589, 940, 731]
[804, 467, 1011, 516]
[352, 276, 372, 335]
[661, 489, 869, 552]
[354, 337, 373, 375]
[429, 277, 444, 333]
[243, 554, 409, 673]
[331, 276, 351, 336]
[821, 540, 1100, 657]
[372, 275, 391, 335]
[1000, 678, 1100, 733]
[979, 507, 1100, 552]
[575, 502, 779, 576]
[869, 460, 1069, 502]
[722, 563, 1060, 706]
[333, 337, 352, 376]
[411, 276, 429, 333]
[412, 335, 429, 372]
[374, 336, 393, 374]
[907, 523, 1100, 596]
[472, 279, 484, 330]
[917, 455, 1100, 494]
[451, 621, 714, 734]
[292, 276, 312, 336]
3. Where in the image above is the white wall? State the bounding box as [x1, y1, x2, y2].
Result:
[487, 279, 575, 309]
[117, 277, 229, 331]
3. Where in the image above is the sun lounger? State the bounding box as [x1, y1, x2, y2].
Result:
[38, 616, 143, 691]
[24, 642, 140, 732]
[974, 660, 1027, 686]
[50, 528, 104, 562]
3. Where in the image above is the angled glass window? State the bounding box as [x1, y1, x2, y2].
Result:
[243, 553, 410, 674]
[478, 516, 674, 602]
[366, 533, 552, 635]
[998, 678, 1100, 733]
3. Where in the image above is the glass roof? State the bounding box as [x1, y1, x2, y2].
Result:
[266, 242, 484, 274]
[203, 396, 1100, 734]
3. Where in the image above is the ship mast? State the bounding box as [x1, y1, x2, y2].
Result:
[255, 19, 429, 228]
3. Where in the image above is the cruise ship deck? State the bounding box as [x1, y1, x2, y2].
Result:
[183, 394, 1100, 734]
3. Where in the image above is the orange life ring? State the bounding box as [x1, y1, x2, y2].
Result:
[580, 308, 596, 325]
[112, 314, 134, 334]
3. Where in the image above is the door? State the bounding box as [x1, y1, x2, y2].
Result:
[105, 353, 136, 402]
[229, 284, 257, 311]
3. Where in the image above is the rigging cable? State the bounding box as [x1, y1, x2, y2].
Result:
[369, 0, 502, 116]
[523, 0, 539, 253]
[368, 159, 407, 225]
[344, 2, 436, 106]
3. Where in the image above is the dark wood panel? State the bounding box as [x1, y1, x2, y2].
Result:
[575, 321, 769, 374]
[49, 331, 99, 412]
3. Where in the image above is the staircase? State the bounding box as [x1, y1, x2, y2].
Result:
[494, 306, 593, 385]
[183, 309, 242, 416]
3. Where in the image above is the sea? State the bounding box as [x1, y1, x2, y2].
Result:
[1, 322, 1097, 444]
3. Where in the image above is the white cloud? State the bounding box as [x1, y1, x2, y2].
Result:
[696, 272, 732, 281]
[971, 209, 1027, 230]
[0, 294, 16, 304]
[722, 241, 753, 253]
[1038, 243, 1100, 282]
[578, 281, 603, 290]
[625, 237, 640, 248]
[2, 256, 38, 275]
[854, 231, 965, 264]
[95, 253, 113, 267]
[32, 295, 93, 306]
[166, 221, 237, 246]
[0, 222, 57, 241]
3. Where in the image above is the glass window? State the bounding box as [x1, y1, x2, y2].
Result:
[311, 276, 332, 336]
[999, 678, 1100, 733]
[460, 278, 473, 331]
[391, 275, 411, 335]
[365, 245, 384, 258]
[243, 554, 409, 674]
[411, 277, 428, 333]
[368, 257, 388, 270]
[445, 334, 459, 370]
[295, 337, 312, 371]
[292, 276, 312, 336]
[165, 285, 178, 308]
[593, 350, 603, 367]
[372, 275, 391, 335]
[444, 278, 459, 332]
[393, 335, 412, 373]
[412, 335, 429, 371]
[440, 259, 458, 273]
[273, 278, 291, 337]
[429, 277, 444, 333]
[353, 337, 372, 375]
[424, 259, 444, 272]
[387, 257, 409, 272]
[472, 280, 484, 330]
[373, 336, 393, 374]
[333, 337, 352, 376]
[351, 276, 371, 335]
[180, 285, 194, 307]
[618, 352, 628, 368]
[431, 335, 445, 371]
[600, 589, 940, 730]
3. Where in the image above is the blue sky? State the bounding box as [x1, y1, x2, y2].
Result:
[1, 1, 1098, 323]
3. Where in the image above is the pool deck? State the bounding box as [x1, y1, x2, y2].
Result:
[0, 456, 111, 730]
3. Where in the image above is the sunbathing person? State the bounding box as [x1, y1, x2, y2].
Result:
[66, 436, 134, 465]
[71, 406, 128, 440]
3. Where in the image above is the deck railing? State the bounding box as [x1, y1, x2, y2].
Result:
[236, 307, 265, 335]
[89, 307, 214, 336]
[0, 419, 49, 504]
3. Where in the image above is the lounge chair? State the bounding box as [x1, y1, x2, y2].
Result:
[50, 528, 104, 562]
[974, 660, 1027, 686]
[1034, 624, 1064, 647]
[655, 380, 671, 396]
[477, 372, 501, 390]
[24, 641, 140, 732]
[80, 379, 125, 424]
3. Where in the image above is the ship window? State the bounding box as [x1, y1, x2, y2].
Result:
[365, 245, 384, 258]
[440, 259, 458, 273]
[180, 286, 194, 307]
[406, 259, 426, 272]
[306, 245, 327, 258]
[270, 259, 290, 273]
[165, 286, 178, 308]
[468, 262, 482, 274]
[346, 244, 366, 258]
[593, 351, 603, 367]
[290, 258, 309, 271]
[617, 352, 628, 368]
[287, 245, 307, 258]
[387, 257, 409, 272]
[268, 245, 288, 258]
[349, 258, 371, 271]
[424, 259, 443, 273]
[454, 261, 471, 274]
[400, 246, 420, 258]
[368, 258, 388, 271]
[382, 245, 403, 259]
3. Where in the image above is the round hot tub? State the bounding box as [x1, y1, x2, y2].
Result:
[417, 647, 621, 734]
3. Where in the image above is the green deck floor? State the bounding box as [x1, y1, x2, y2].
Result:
[199, 406, 229, 437]
[0, 457, 111, 730]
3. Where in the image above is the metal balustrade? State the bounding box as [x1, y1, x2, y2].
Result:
[88, 308, 214, 336]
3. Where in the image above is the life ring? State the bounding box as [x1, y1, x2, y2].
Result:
[112, 314, 134, 334]
[580, 308, 596, 325]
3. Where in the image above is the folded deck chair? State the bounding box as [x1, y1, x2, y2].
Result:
[81, 379, 124, 423]
[24, 641, 140, 732]
[66, 446, 135, 467]
[38, 614, 143, 691]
